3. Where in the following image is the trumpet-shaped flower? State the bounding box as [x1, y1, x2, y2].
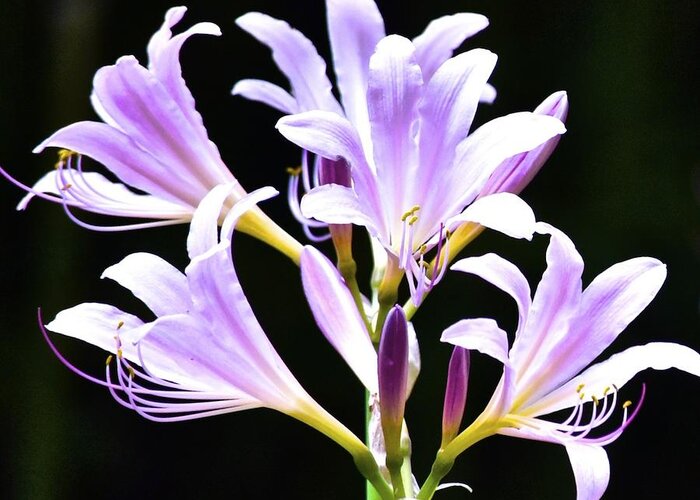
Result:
[233, 0, 496, 243]
[4, 7, 301, 261]
[43, 184, 373, 468]
[440, 223, 700, 499]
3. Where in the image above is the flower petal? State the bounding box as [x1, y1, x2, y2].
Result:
[231, 79, 299, 114]
[418, 49, 497, 190]
[101, 253, 190, 317]
[186, 183, 236, 259]
[538, 257, 667, 396]
[276, 111, 383, 231]
[300, 246, 378, 393]
[424, 112, 566, 226]
[528, 342, 700, 416]
[34, 121, 194, 206]
[480, 91, 569, 196]
[326, 0, 385, 143]
[446, 192, 537, 240]
[46, 302, 145, 357]
[412, 12, 489, 83]
[367, 35, 423, 226]
[17, 169, 190, 219]
[91, 56, 230, 189]
[146, 6, 222, 144]
[451, 253, 531, 331]
[566, 443, 610, 500]
[235, 12, 341, 113]
[441, 318, 510, 365]
[300, 184, 383, 238]
[510, 224, 583, 395]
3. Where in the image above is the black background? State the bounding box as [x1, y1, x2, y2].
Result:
[1, 1, 699, 498]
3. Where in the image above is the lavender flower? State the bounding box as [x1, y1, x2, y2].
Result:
[43, 184, 380, 474]
[4, 7, 301, 262]
[233, 0, 495, 244]
[437, 223, 700, 499]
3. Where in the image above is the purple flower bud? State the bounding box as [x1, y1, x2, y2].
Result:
[378, 305, 409, 456]
[480, 91, 569, 197]
[441, 346, 470, 447]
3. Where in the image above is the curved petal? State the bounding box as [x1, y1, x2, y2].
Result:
[326, 0, 385, 142]
[451, 253, 531, 331]
[236, 12, 341, 113]
[367, 35, 423, 226]
[424, 112, 566, 227]
[91, 56, 229, 189]
[46, 302, 145, 357]
[231, 79, 299, 114]
[441, 318, 510, 365]
[480, 91, 569, 196]
[300, 184, 383, 238]
[566, 444, 610, 500]
[412, 13, 489, 82]
[33, 121, 194, 205]
[101, 253, 190, 317]
[146, 6, 222, 145]
[300, 246, 378, 393]
[528, 343, 700, 416]
[186, 183, 236, 259]
[418, 49, 497, 194]
[276, 111, 383, 228]
[17, 169, 191, 219]
[446, 192, 537, 240]
[540, 257, 667, 394]
[510, 224, 583, 394]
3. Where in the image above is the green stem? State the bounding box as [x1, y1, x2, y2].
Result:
[339, 257, 374, 334]
[365, 391, 383, 500]
[373, 257, 403, 344]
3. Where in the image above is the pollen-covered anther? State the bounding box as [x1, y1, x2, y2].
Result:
[576, 383, 585, 393]
[622, 400, 632, 409]
[591, 395, 599, 406]
[286, 166, 302, 176]
[117, 348, 123, 359]
[60, 183, 72, 191]
[400, 205, 420, 222]
[106, 355, 113, 366]
[116, 320, 124, 330]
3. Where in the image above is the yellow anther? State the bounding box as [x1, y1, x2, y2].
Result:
[623, 400, 632, 409]
[401, 206, 421, 221]
[591, 395, 599, 406]
[60, 184, 72, 191]
[579, 392, 585, 400]
[117, 348, 123, 359]
[445, 230, 452, 239]
[286, 166, 302, 176]
[54, 161, 64, 170]
[407, 215, 418, 226]
[57, 149, 75, 161]
[576, 383, 585, 393]
[419, 244, 428, 254]
[106, 355, 113, 366]
[127, 366, 135, 380]
[116, 320, 124, 330]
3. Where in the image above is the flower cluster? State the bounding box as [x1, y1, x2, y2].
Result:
[4, 2, 699, 500]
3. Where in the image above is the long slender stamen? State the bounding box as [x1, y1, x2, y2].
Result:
[286, 151, 331, 242]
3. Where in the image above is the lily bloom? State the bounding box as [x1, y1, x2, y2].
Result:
[277, 35, 565, 302]
[44, 184, 391, 494]
[436, 223, 700, 500]
[3, 7, 301, 261]
[233, 0, 495, 242]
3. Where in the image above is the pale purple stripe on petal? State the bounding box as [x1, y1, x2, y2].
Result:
[367, 35, 423, 226]
[300, 246, 378, 393]
[326, 0, 385, 143]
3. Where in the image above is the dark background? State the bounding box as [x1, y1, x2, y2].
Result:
[1, 1, 699, 498]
